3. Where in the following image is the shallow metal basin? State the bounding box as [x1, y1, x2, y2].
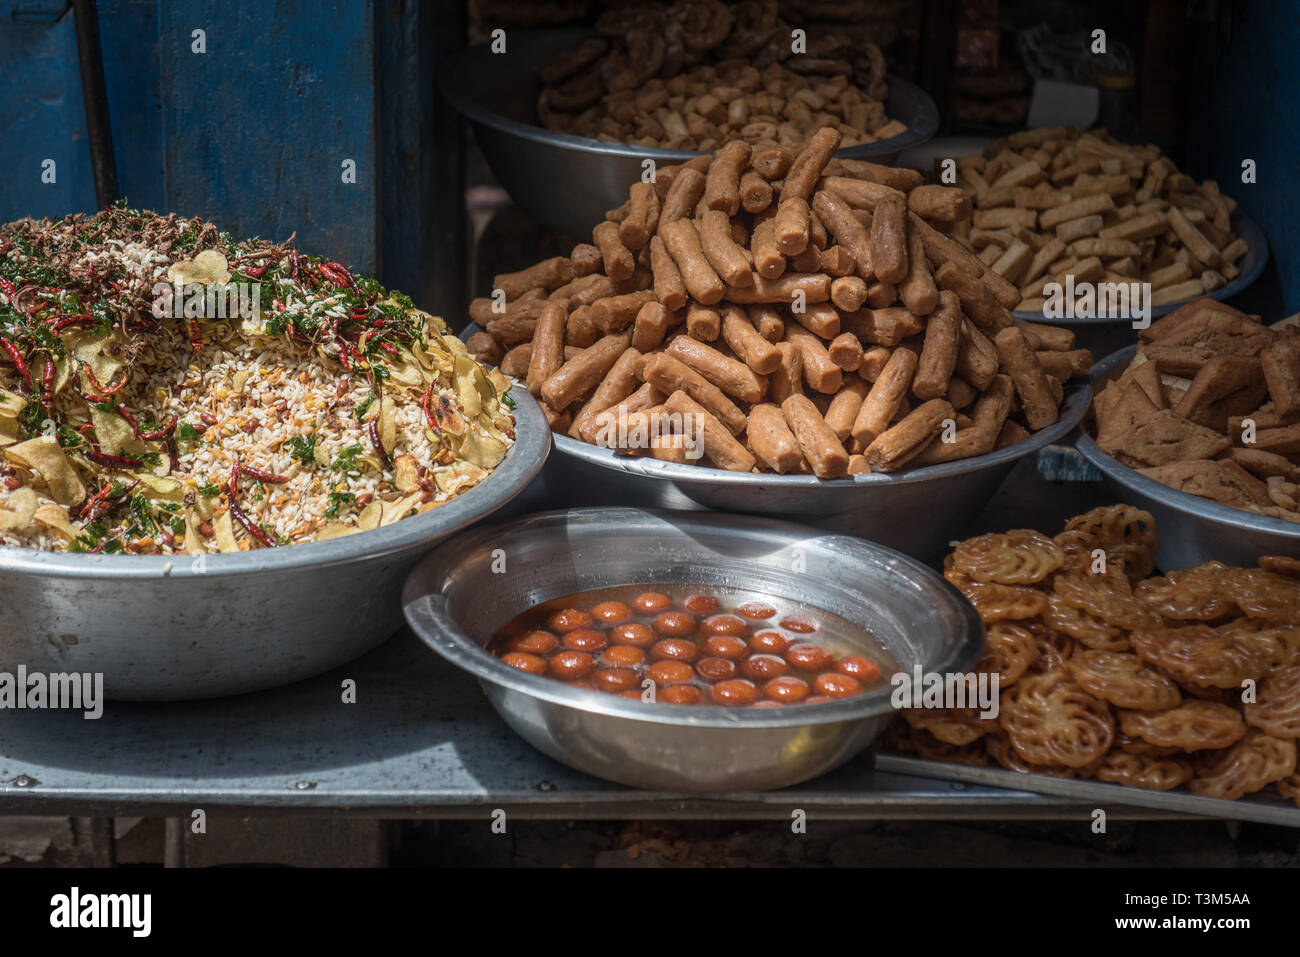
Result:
[402, 507, 983, 791]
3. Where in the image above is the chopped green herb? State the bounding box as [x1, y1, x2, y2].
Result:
[129, 495, 157, 536]
[324, 491, 356, 519]
[288, 434, 317, 465]
[331, 444, 364, 471]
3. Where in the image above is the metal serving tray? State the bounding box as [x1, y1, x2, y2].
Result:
[878, 754, 1300, 829]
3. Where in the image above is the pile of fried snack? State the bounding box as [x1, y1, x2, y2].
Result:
[889, 505, 1300, 805]
[467, 126, 1093, 477]
[951, 128, 1248, 311]
[1092, 299, 1300, 523]
[537, 0, 905, 149]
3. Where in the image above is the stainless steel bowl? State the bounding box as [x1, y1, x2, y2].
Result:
[541, 381, 1091, 559]
[1012, 209, 1268, 326]
[1076, 345, 1300, 569]
[439, 29, 939, 239]
[401, 507, 983, 791]
[0, 391, 551, 702]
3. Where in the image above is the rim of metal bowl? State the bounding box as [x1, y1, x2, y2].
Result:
[1076, 344, 1300, 541]
[438, 30, 940, 163]
[403, 506, 985, 729]
[551, 380, 1091, 488]
[0, 389, 552, 579]
[1012, 209, 1268, 324]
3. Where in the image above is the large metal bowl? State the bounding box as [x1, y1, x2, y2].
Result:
[0, 391, 551, 702]
[402, 507, 983, 791]
[541, 381, 1091, 560]
[440, 29, 939, 239]
[1076, 345, 1300, 569]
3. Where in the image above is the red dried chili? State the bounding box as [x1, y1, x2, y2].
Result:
[0, 337, 32, 387]
[228, 498, 276, 548]
[237, 464, 290, 484]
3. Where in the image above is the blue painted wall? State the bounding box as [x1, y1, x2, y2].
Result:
[1187, 0, 1300, 315]
[0, 0, 379, 274]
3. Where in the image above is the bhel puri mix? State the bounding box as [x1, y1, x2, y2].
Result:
[0, 205, 515, 555]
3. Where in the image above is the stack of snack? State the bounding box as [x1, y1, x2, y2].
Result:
[951, 127, 1248, 312]
[537, 0, 905, 149]
[1091, 299, 1299, 523]
[466, 126, 1093, 477]
[890, 505, 1300, 806]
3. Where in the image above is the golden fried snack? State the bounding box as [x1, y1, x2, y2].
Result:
[525, 300, 567, 397]
[976, 622, 1040, 688]
[864, 399, 955, 473]
[902, 726, 990, 766]
[783, 128, 842, 202]
[592, 220, 635, 281]
[998, 671, 1115, 768]
[1189, 729, 1297, 800]
[903, 707, 993, 747]
[780, 394, 849, 479]
[952, 529, 1064, 585]
[1130, 625, 1272, 690]
[642, 352, 746, 434]
[1260, 555, 1300, 579]
[1094, 751, 1193, 791]
[703, 141, 751, 216]
[984, 731, 1085, 777]
[745, 402, 803, 474]
[541, 331, 633, 410]
[1135, 564, 1238, 621]
[663, 390, 755, 473]
[1243, 665, 1300, 739]
[1118, 700, 1246, 752]
[1230, 568, 1300, 623]
[1028, 624, 1076, 673]
[1114, 731, 1183, 757]
[944, 564, 1049, 623]
[1052, 572, 1160, 633]
[1044, 593, 1127, 651]
[1218, 617, 1299, 671]
[1056, 504, 1159, 582]
[1277, 772, 1300, 808]
[660, 218, 726, 305]
[1067, 650, 1182, 711]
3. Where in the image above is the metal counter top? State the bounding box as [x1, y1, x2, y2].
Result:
[0, 461, 1203, 822]
[0, 627, 1198, 822]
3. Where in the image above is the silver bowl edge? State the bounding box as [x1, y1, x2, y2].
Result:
[0, 389, 552, 700]
[1076, 344, 1299, 569]
[402, 506, 984, 791]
